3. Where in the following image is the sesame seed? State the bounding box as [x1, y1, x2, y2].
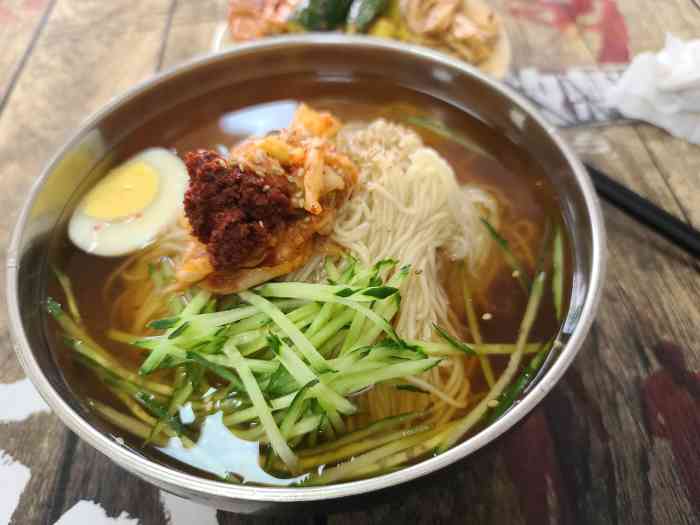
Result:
[512, 270, 520, 278]
[487, 400, 499, 408]
[481, 313, 492, 321]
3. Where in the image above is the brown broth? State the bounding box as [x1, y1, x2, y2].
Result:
[45, 74, 571, 485]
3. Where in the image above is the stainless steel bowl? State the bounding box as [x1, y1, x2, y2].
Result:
[6, 35, 606, 514]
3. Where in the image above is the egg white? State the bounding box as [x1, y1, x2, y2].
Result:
[69, 148, 188, 257]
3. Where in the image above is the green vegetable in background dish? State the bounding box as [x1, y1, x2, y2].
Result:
[293, 0, 354, 30]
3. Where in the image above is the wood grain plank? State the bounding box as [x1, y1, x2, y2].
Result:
[0, 1, 173, 523]
[638, 126, 700, 224]
[558, 126, 700, 524]
[615, 0, 698, 53]
[0, 0, 54, 107]
[160, 0, 227, 70]
[327, 448, 526, 525]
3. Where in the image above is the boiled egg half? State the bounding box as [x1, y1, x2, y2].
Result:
[69, 148, 188, 256]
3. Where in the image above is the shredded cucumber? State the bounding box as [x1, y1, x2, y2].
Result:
[239, 291, 331, 373]
[221, 340, 298, 471]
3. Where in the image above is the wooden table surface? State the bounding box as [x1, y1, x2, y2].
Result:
[1, 1, 699, 524]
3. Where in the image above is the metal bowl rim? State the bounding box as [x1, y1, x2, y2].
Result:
[6, 34, 606, 503]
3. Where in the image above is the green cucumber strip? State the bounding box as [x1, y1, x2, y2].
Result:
[432, 324, 476, 355]
[186, 351, 245, 392]
[349, 265, 409, 349]
[52, 267, 82, 325]
[439, 271, 547, 451]
[151, 299, 309, 334]
[318, 328, 348, 358]
[303, 425, 440, 485]
[480, 218, 530, 293]
[245, 415, 323, 443]
[331, 359, 385, 378]
[224, 300, 310, 336]
[182, 289, 212, 315]
[298, 411, 420, 457]
[45, 298, 100, 348]
[138, 340, 187, 374]
[149, 378, 193, 443]
[139, 289, 211, 374]
[65, 338, 172, 396]
[317, 398, 346, 435]
[168, 321, 190, 339]
[329, 358, 441, 395]
[202, 354, 279, 375]
[304, 302, 335, 338]
[269, 335, 355, 415]
[135, 392, 185, 436]
[322, 293, 399, 341]
[291, 423, 432, 471]
[106, 329, 143, 345]
[234, 306, 319, 357]
[344, 422, 457, 479]
[324, 257, 341, 283]
[337, 261, 387, 351]
[339, 255, 357, 283]
[367, 346, 425, 361]
[412, 340, 542, 356]
[340, 309, 368, 354]
[327, 346, 369, 372]
[308, 309, 355, 349]
[203, 297, 217, 314]
[220, 340, 298, 471]
[90, 399, 167, 446]
[88, 360, 164, 402]
[319, 413, 336, 442]
[168, 295, 187, 316]
[148, 317, 179, 330]
[263, 361, 298, 397]
[395, 384, 429, 394]
[239, 291, 331, 373]
[348, 297, 398, 350]
[486, 348, 549, 424]
[256, 282, 397, 303]
[280, 380, 318, 438]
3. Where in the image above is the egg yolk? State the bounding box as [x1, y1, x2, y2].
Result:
[82, 161, 160, 221]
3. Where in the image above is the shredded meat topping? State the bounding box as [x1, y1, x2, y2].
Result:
[183, 149, 293, 270]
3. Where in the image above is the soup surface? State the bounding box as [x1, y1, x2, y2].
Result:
[45, 74, 570, 486]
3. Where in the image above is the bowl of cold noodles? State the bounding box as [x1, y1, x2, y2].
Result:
[7, 35, 605, 513]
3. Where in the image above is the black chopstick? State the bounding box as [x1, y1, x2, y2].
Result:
[585, 163, 700, 259]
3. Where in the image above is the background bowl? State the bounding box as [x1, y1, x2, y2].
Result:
[6, 35, 605, 514]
